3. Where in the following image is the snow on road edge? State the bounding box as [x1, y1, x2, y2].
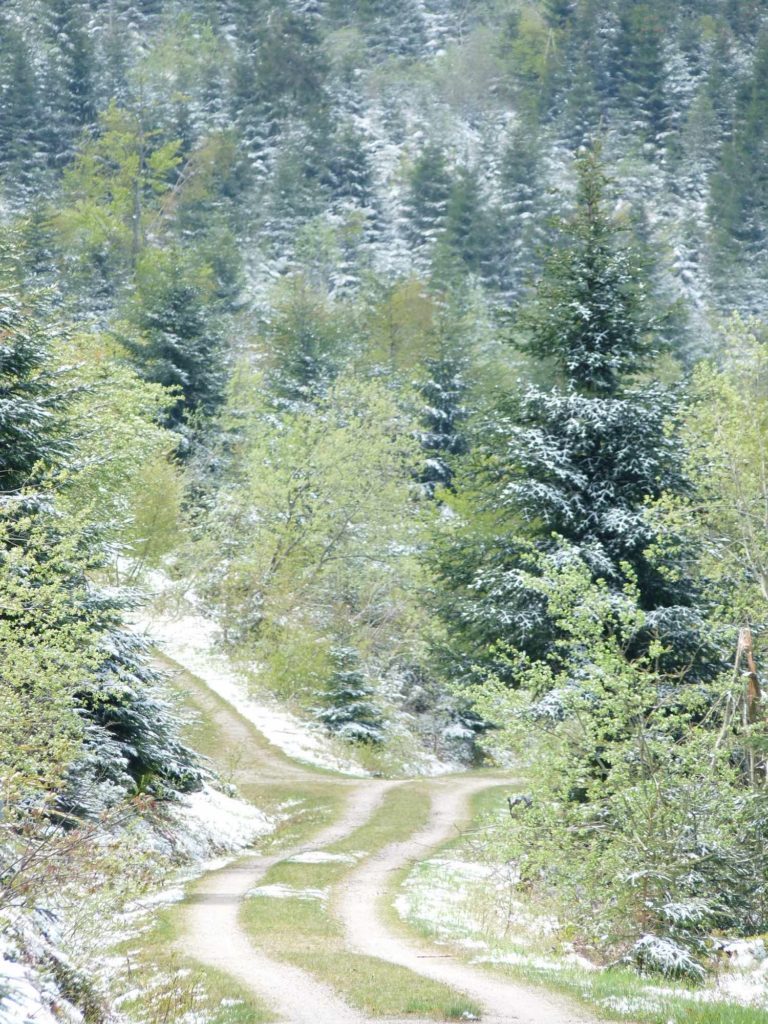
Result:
[135, 596, 367, 776]
[0, 785, 275, 1024]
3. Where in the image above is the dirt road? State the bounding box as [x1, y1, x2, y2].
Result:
[174, 664, 600, 1024]
[337, 776, 596, 1024]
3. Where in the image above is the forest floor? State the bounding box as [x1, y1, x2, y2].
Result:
[168, 659, 601, 1024]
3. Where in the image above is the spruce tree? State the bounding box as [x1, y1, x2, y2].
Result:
[123, 252, 226, 430]
[0, 296, 69, 493]
[618, 2, 670, 145]
[710, 30, 768, 271]
[416, 354, 468, 496]
[251, 8, 329, 121]
[404, 144, 452, 249]
[323, 126, 376, 209]
[358, 0, 427, 59]
[496, 131, 547, 298]
[543, 0, 573, 29]
[41, 0, 96, 162]
[0, 29, 45, 197]
[442, 167, 492, 279]
[436, 147, 715, 680]
[316, 647, 385, 744]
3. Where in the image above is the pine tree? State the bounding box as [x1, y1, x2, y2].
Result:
[122, 251, 226, 430]
[323, 126, 376, 208]
[496, 130, 547, 298]
[357, 0, 427, 59]
[404, 144, 452, 249]
[543, 0, 573, 29]
[416, 354, 468, 496]
[618, 2, 670, 145]
[436, 148, 715, 679]
[41, 0, 96, 164]
[0, 296, 70, 493]
[0, 28, 45, 197]
[316, 647, 385, 744]
[442, 166, 492, 279]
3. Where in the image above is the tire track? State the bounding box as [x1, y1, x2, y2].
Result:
[173, 660, 606, 1024]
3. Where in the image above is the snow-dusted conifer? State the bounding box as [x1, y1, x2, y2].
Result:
[416, 355, 468, 496]
[438, 146, 716, 677]
[404, 143, 452, 250]
[316, 647, 385, 744]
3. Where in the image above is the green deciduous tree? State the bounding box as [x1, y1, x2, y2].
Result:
[198, 370, 429, 711]
[56, 102, 182, 286]
[665, 316, 768, 626]
[470, 557, 766, 976]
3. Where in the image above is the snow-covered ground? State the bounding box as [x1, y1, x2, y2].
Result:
[396, 855, 768, 1015]
[247, 883, 329, 902]
[0, 923, 62, 1024]
[134, 583, 368, 777]
[0, 783, 276, 1024]
[286, 850, 359, 864]
[168, 785, 273, 861]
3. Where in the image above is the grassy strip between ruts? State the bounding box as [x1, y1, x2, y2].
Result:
[239, 782, 482, 1021]
[390, 785, 768, 1024]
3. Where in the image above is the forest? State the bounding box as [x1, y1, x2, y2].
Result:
[3, 1, 768, 1023]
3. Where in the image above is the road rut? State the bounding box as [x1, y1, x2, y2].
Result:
[172, 660, 603, 1024]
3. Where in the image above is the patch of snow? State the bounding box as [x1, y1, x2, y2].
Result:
[474, 950, 566, 973]
[247, 884, 329, 902]
[599, 995, 665, 1016]
[0, 955, 62, 1024]
[428, 857, 495, 880]
[717, 938, 767, 970]
[286, 851, 360, 864]
[134, 582, 367, 777]
[0, 915, 81, 1024]
[170, 785, 273, 858]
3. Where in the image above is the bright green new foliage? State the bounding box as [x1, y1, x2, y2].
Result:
[471, 556, 767, 976]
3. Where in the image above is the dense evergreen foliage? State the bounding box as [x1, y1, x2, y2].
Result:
[435, 150, 716, 683]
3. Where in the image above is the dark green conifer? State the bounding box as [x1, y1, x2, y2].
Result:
[405, 144, 452, 248]
[316, 647, 385, 744]
[435, 148, 715, 680]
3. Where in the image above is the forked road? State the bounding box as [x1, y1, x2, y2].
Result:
[175, 664, 600, 1024]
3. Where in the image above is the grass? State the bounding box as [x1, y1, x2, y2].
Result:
[239, 783, 482, 1021]
[113, 905, 275, 1024]
[391, 786, 768, 1024]
[105, 655, 347, 1024]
